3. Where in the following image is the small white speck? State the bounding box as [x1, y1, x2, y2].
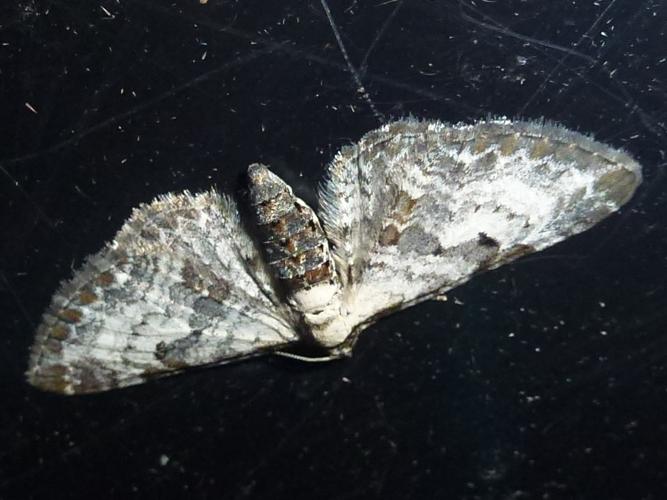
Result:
[100, 5, 114, 18]
[600, 330, 608, 336]
[159, 454, 170, 466]
[342, 376, 351, 383]
[25, 102, 38, 114]
[599, 301, 606, 308]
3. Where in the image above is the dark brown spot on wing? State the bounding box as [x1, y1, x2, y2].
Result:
[77, 289, 98, 305]
[477, 232, 500, 248]
[208, 277, 231, 302]
[529, 138, 556, 159]
[379, 224, 401, 246]
[472, 134, 490, 154]
[43, 338, 63, 354]
[50, 324, 71, 341]
[56, 308, 82, 323]
[181, 260, 205, 292]
[394, 192, 418, 223]
[140, 226, 161, 241]
[72, 364, 118, 393]
[96, 271, 115, 287]
[37, 363, 68, 379]
[499, 134, 519, 156]
[32, 365, 70, 393]
[181, 260, 230, 302]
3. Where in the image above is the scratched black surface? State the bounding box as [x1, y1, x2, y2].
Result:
[1, 1, 666, 499]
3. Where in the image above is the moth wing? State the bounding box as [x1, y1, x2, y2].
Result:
[319, 119, 642, 330]
[28, 191, 299, 394]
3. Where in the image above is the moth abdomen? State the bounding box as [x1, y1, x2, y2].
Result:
[247, 163, 337, 292]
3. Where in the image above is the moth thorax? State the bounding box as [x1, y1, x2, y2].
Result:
[247, 164, 341, 320]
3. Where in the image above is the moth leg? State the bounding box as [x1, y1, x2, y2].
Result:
[273, 350, 348, 362]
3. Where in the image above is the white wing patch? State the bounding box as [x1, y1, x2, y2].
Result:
[27, 118, 642, 394]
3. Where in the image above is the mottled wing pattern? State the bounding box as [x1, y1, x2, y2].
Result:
[28, 191, 299, 394]
[319, 119, 642, 330]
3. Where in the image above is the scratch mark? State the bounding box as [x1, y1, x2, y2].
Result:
[319, 0, 385, 124]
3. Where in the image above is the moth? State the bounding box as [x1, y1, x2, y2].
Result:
[27, 118, 642, 394]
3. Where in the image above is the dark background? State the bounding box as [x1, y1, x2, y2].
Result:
[1, 0, 666, 498]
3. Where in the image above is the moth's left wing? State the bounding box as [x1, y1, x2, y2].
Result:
[318, 119, 642, 334]
[27, 191, 299, 394]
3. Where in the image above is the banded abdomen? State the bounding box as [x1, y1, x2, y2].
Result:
[247, 164, 343, 345]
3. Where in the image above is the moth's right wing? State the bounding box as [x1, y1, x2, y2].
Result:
[27, 191, 299, 394]
[318, 119, 641, 335]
